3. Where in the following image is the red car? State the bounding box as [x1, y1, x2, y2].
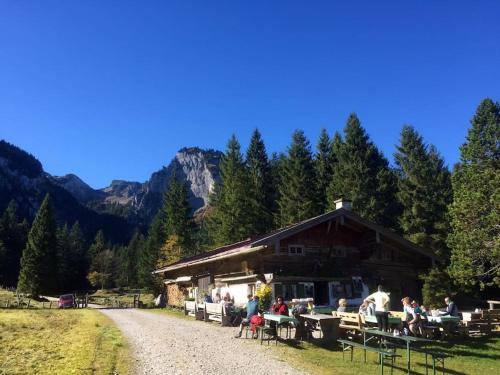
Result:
[58, 294, 75, 308]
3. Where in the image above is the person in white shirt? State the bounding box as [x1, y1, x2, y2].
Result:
[366, 285, 390, 331]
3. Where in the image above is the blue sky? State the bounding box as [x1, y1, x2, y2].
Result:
[1, 1, 499, 188]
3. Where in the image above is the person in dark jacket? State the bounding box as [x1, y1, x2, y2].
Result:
[444, 297, 459, 317]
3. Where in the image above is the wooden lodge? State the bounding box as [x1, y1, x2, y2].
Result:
[153, 199, 435, 310]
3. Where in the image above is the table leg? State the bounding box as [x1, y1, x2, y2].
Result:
[407, 342, 411, 374]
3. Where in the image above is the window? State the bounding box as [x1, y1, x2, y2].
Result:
[288, 245, 304, 256]
[274, 282, 314, 301]
[332, 247, 347, 257]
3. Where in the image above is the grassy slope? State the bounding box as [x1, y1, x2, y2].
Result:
[89, 289, 155, 308]
[0, 309, 129, 375]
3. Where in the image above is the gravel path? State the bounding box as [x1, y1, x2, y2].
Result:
[100, 309, 305, 375]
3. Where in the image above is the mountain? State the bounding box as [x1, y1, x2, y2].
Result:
[0, 140, 133, 244]
[53, 147, 223, 226]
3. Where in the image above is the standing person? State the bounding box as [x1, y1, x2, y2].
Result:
[234, 295, 259, 338]
[366, 285, 390, 332]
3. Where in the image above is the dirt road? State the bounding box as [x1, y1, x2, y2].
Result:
[100, 309, 304, 375]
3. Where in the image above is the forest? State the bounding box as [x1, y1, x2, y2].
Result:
[0, 98, 498, 306]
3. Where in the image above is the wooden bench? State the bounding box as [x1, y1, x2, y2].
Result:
[336, 312, 363, 336]
[338, 339, 400, 374]
[204, 302, 231, 326]
[184, 301, 204, 320]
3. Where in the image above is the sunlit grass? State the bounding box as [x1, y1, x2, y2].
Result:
[0, 309, 129, 375]
[265, 334, 500, 375]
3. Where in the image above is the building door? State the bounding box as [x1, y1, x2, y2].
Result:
[314, 281, 329, 305]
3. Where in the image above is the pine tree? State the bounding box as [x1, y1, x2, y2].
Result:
[394, 126, 452, 259]
[246, 129, 273, 234]
[68, 222, 87, 290]
[269, 152, 286, 227]
[56, 224, 72, 292]
[17, 194, 58, 295]
[118, 231, 145, 287]
[164, 171, 192, 252]
[315, 128, 332, 213]
[208, 135, 253, 245]
[138, 208, 166, 289]
[327, 114, 398, 227]
[277, 130, 318, 226]
[448, 98, 500, 289]
[0, 201, 28, 287]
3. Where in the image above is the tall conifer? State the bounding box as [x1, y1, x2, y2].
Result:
[0, 201, 28, 287]
[315, 128, 332, 213]
[17, 194, 58, 295]
[448, 98, 500, 288]
[394, 126, 451, 259]
[327, 114, 398, 227]
[209, 135, 253, 245]
[277, 130, 318, 226]
[246, 129, 273, 234]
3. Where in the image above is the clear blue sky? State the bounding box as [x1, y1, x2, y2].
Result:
[1, 1, 499, 188]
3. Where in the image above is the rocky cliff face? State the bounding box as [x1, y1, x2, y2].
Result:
[54, 147, 223, 226]
[1, 139, 223, 233]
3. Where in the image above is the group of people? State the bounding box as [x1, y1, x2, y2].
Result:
[234, 294, 290, 338]
[354, 285, 460, 336]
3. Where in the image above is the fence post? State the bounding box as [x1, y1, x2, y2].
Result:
[49, 301, 52, 309]
[27, 299, 31, 309]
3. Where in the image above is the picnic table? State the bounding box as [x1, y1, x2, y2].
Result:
[300, 313, 340, 341]
[364, 315, 402, 327]
[426, 315, 460, 338]
[363, 328, 434, 374]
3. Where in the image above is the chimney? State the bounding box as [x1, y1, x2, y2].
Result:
[334, 197, 352, 210]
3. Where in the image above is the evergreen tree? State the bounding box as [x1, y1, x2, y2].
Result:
[394, 126, 452, 259]
[56, 224, 72, 292]
[246, 129, 273, 234]
[327, 114, 398, 227]
[88, 230, 106, 260]
[138, 208, 167, 289]
[0, 201, 28, 287]
[315, 128, 332, 213]
[277, 130, 318, 226]
[17, 194, 58, 295]
[448, 98, 500, 289]
[164, 171, 192, 252]
[269, 152, 286, 227]
[68, 222, 87, 290]
[118, 231, 145, 287]
[208, 135, 253, 245]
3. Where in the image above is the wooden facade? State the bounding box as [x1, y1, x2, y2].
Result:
[156, 206, 434, 310]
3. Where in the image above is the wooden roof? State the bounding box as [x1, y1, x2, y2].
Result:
[153, 208, 435, 274]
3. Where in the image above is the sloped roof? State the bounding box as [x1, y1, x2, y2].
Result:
[153, 208, 435, 274]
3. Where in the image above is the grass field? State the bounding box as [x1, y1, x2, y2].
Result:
[0, 309, 129, 375]
[267, 334, 500, 375]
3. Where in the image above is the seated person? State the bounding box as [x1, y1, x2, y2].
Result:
[213, 292, 221, 304]
[235, 295, 259, 338]
[337, 298, 348, 312]
[402, 297, 421, 335]
[442, 297, 459, 317]
[225, 291, 234, 304]
[203, 294, 213, 303]
[271, 296, 289, 315]
[358, 299, 374, 316]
